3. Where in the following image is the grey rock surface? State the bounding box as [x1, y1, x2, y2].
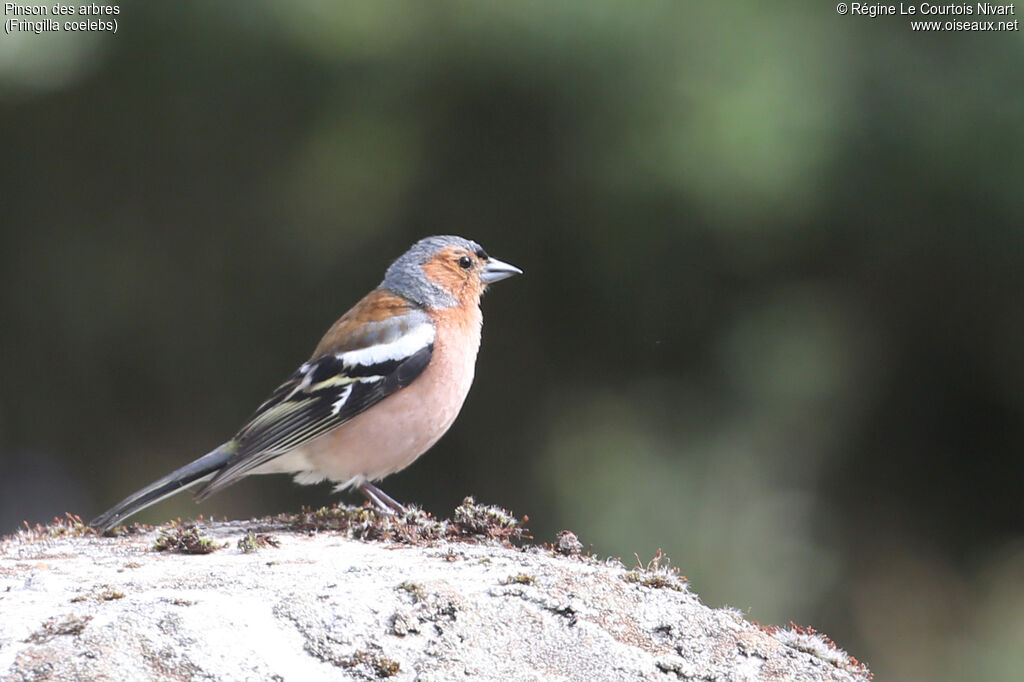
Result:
[0, 510, 871, 682]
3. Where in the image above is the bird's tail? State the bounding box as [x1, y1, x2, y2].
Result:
[89, 442, 236, 532]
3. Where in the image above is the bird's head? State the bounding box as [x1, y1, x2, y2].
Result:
[382, 235, 522, 309]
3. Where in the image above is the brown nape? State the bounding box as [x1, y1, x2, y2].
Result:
[420, 247, 486, 306]
[312, 290, 417, 356]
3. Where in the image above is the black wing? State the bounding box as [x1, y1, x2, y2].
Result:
[194, 343, 432, 500]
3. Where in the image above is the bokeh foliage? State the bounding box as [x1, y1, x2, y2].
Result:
[1, 2, 1022, 680]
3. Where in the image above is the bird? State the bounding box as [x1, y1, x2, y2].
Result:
[90, 235, 521, 531]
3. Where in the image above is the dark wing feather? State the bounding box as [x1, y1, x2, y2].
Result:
[194, 344, 432, 500]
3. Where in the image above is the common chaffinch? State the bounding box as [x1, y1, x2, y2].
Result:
[90, 235, 521, 531]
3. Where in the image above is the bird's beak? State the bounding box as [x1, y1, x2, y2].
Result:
[480, 257, 523, 283]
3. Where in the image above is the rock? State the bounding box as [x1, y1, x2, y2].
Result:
[0, 504, 871, 681]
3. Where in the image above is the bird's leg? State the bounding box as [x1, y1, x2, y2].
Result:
[357, 482, 407, 515]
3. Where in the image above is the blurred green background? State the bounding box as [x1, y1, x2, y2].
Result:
[2, 2, 1022, 680]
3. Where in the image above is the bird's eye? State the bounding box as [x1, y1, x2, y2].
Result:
[458, 255, 472, 269]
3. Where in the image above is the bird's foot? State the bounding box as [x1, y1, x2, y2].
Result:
[357, 482, 407, 515]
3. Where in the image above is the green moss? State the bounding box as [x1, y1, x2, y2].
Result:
[269, 498, 529, 547]
[370, 655, 400, 678]
[152, 523, 225, 554]
[70, 587, 125, 603]
[341, 650, 400, 678]
[623, 550, 688, 592]
[26, 615, 92, 643]
[6, 513, 98, 542]
[451, 497, 529, 543]
[501, 573, 537, 586]
[624, 570, 685, 591]
[237, 532, 281, 553]
[398, 581, 426, 602]
[275, 504, 445, 545]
